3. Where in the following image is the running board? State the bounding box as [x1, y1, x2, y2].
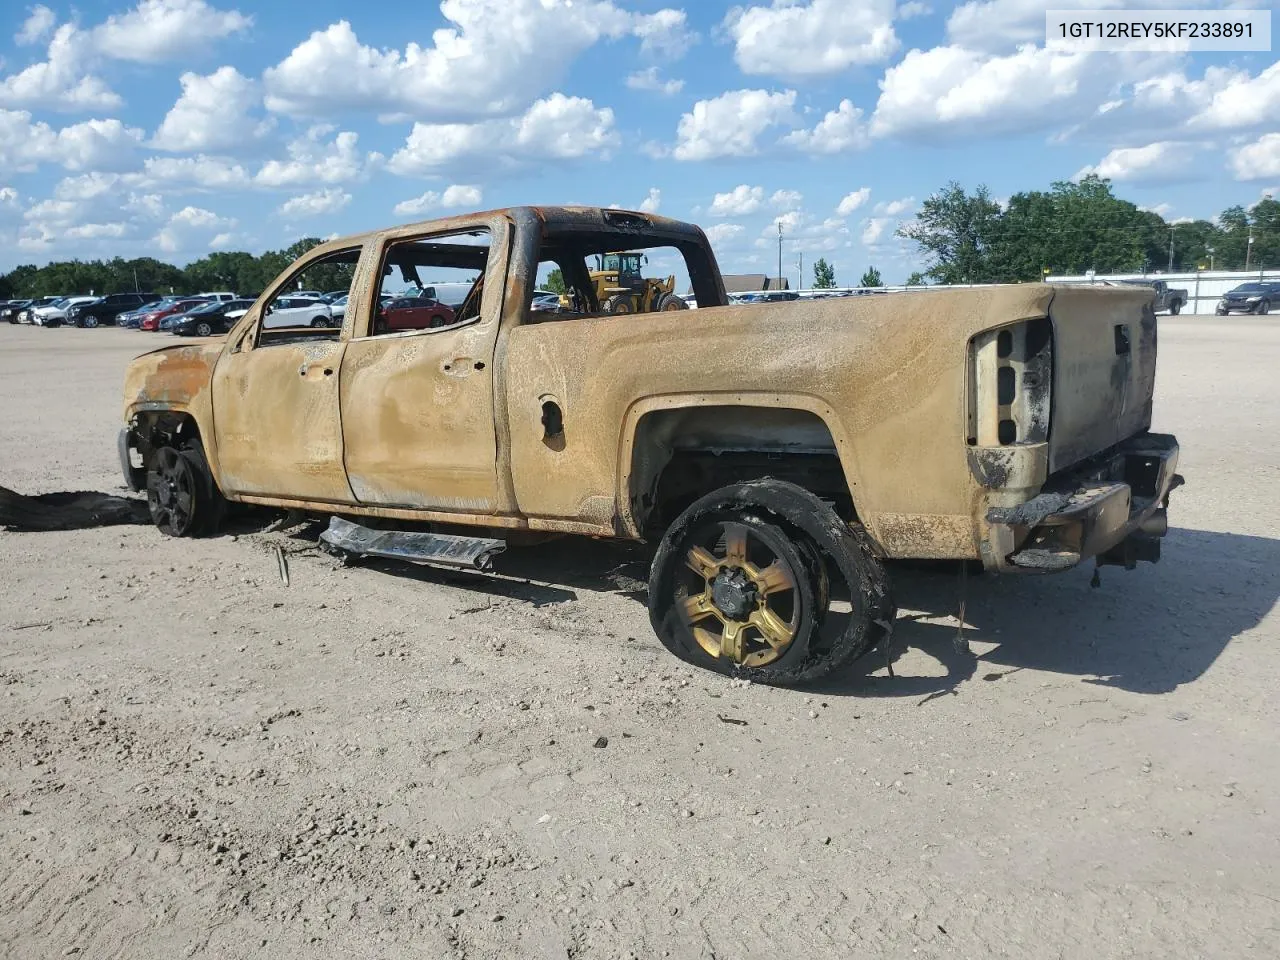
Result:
[319, 516, 506, 571]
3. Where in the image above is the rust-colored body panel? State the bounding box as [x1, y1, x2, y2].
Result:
[122, 206, 1162, 564]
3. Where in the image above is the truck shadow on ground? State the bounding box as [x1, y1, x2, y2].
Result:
[815, 527, 1280, 699]
[295, 527, 654, 609]
[321, 523, 1277, 699]
[9, 493, 1268, 699]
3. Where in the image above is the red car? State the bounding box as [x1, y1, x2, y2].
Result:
[139, 298, 208, 331]
[375, 295, 456, 333]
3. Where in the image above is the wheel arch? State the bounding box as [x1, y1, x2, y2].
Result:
[127, 407, 222, 492]
[617, 394, 865, 540]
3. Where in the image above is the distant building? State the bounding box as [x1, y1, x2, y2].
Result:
[720, 274, 789, 293]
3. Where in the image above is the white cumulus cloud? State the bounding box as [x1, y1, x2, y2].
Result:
[875, 196, 915, 216]
[1076, 141, 1204, 183]
[0, 24, 120, 112]
[710, 184, 765, 217]
[783, 99, 868, 153]
[393, 183, 484, 216]
[625, 67, 684, 95]
[264, 4, 688, 122]
[1188, 61, 1280, 131]
[387, 94, 616, 175]
[673, 89, 796, 161]
[770, 189, 803, 210]
[278, 187, 351, 218]
[723, 0, 898, 78]
[836, 187, 871, 215]
[704, 223, 745, 247]
[154, 203, 236, 253]
[151, 66, 270, 152]
[16, 5, 57, 46]
[93, 0, 252, 64]
[1230, 133, 1280, 182]
[255, 127, 371, 187]
[0, 109, 142, 173]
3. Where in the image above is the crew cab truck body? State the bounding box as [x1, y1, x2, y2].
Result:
[120, 206, 1180, 685]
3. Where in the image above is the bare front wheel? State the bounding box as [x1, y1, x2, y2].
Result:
[146, 444, 223, 537]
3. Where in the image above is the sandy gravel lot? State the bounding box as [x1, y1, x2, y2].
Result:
[1, 318, 1277, 959]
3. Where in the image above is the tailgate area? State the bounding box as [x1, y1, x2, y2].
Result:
[1048, 286, 1159, 473]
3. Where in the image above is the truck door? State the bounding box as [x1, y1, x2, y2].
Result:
[338, 217, 516, 515]
[210, 245, 363, 503]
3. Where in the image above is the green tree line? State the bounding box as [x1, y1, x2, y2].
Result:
[0, 238, 346, 300]
[899, 175, 1278, 284]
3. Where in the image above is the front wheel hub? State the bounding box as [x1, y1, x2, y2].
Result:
[711, 567, 758, 620]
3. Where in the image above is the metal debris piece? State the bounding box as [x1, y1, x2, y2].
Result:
[274, 543, 290, 586]
[319, 516, 506, 571]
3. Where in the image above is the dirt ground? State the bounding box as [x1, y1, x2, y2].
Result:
[1, 318, 1277, 959]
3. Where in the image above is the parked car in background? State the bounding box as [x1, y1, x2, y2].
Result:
[198, 291, 237, 302]
[223, 299, 254, 322]
[292, 290, 326, 300]
[531, 292, 562, 313]
[16, 296, 62, 323]
[68, 292, 161, 328]
[737, 290, 800, 304]
[322, 290, 348, 302]
[1216, 281, 1280, 315]
[139, 298, 210, 331]
[168, 299, 256, 337]
[1115, 278, 1188, 315]
[262, 296, 333, 329]
[375, 295, 456, 332]
[327, 293, 349, 320]
[2, 299, 32, 323]
[36, 296, 98, 327]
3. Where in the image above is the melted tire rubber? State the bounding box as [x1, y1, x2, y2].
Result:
[0, 486, 148, 532]
[649, 479, 895, 687]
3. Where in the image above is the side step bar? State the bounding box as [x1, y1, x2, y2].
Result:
[319, 516, 506, 571]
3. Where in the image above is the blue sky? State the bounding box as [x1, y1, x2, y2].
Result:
[0, 0, 1276, 284]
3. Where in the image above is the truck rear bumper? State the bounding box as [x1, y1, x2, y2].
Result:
[985, 433, 1181, 573]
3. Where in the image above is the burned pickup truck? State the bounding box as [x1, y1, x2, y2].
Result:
[120, 206, 1180, 685]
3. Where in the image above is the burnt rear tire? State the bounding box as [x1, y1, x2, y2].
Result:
[146, 444, 224, 537]
[649, 479, 894, 686]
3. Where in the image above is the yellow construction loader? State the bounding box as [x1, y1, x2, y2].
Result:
[568, 251, 688, 314]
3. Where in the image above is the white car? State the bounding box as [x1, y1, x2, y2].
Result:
[199, 291, 237, 302]
[223, 299, 255, 321]
[33, 296, 97, 326]
[328, 294, 348, 320]
[263, 296, 334, 329]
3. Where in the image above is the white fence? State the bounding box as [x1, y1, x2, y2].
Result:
[736, 269, 1280, 316]
[1042, 270, 1280, 315]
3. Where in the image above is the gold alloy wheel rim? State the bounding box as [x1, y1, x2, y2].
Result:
[680, 524, 799, 668]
